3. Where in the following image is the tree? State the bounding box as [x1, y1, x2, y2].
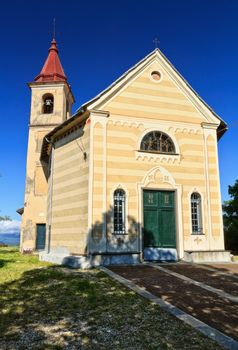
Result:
[223, 180, 238, 252]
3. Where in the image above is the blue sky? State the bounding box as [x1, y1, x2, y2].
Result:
[0, 0, 238, 222]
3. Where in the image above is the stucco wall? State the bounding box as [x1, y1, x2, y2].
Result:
[20, 83, 73, 251]
[47, 123, 90, 255]
[20, 127, 51, 250]
[89, 61, 224, 257]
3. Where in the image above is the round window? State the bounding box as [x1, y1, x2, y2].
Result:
[151, 71, 161, 81]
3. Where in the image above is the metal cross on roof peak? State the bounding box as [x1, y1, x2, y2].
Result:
[53, 18, 56, 40]
[153, 37, 160, 49]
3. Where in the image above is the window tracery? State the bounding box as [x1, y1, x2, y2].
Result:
[140, 131, 175, 153]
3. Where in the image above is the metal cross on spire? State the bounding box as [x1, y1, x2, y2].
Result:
[53, 18, 56, 39]
[153, 37, 160, 49]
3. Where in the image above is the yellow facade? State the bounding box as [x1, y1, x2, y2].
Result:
[20, 82, 74, 251]
[21, 49, 227, 264]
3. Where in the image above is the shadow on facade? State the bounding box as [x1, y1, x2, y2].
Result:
[59, 207, 142, 267]
[57, 205, 178, 268]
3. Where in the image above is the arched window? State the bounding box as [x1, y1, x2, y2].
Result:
[42, 94, 54, 114]
[113, 189, 126, 234]
[191, 193, 203, 234]
[140, 131, 175, 153]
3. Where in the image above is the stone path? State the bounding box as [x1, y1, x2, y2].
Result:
[162, 263, 238, 297]
[106, 263, 238, 347]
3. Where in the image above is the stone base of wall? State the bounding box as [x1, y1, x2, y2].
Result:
[39, 251, 141, 269]
[143, 248, 178, 261]
[183, 250, 231, 263]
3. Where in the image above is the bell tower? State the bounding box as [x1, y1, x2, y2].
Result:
[20, 38, 74, 252]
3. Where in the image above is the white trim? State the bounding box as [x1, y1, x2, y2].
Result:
[108, 114, 203, 134]
[85, 50, 223, 126]
[148, 69, 163, 83]
[202, 127, 213, 251]
[87, 119, 94, 247]
[205, 129, 225, 250]
[136, 127, 180, 153]
[188, 189, 205, 236]
[98, 60, 157, 111]
[213, 133, 225, 249]
[102, 119, 107, 243]
[135, 127, 181, 164]
[86, 55, 157, 110]
[89, 111, 109, 251]
[110, 184, 129, 235]
[30, 83, 67, 90]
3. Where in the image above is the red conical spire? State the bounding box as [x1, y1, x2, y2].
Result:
[34, 39, 67, 82]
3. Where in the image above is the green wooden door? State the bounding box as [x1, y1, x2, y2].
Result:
[36, 224, 46, 250]
[143, 190, 176, 248]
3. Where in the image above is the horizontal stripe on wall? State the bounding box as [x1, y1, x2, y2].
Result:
[130, 81, 184, 93]
[93, 154, 203, 167]
[52, 207, 86, 218]
[52, 193, 88, 207]
[54, 170, 88, 184]
[108, 101, 201, 119]
[125, 85, 188, 100]
[54, 152, 88, 170]
[52, 203, 88, 213]
[54, 158, 88, 174]
[53, 180, 88, 195]
[50, 239, 87, 249]
[106, 130, 139, 141]
[107, 108, 203, 124]
[136, 76, 175, 87]
[100, 176, 208, 186]
[52, 220, 87, 229]
[104, 168, 207, 180]
[112, 96, 196, 113]
[119, 91, 197, 106]
[53, 175, 88, 190]
[55, 138, 89, 159]
[51, 227, 88, 235]
[52, 206, 88, 217]
[54, 142, 89, 163]
[53, 187, 88, 201]
[52, 214, 88, 224]
[103, 162, 206, 174]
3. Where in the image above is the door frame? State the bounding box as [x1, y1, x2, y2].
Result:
[143, 189, 176, 249]
[35, 223, 46, 251]
[136, 166, 184, 260]
[140, 187, 181, 259]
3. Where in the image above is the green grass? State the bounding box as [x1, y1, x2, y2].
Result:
[0, 247, 224, 350]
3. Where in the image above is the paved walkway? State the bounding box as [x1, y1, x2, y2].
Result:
[108, 263, 238, 344]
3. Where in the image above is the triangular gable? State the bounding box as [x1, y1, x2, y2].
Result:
[76, 49, 226, 135]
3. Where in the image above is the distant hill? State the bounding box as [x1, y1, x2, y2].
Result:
[0, 233, 20, 246]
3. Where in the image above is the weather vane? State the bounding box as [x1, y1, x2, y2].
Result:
[153, 37, 160, 49]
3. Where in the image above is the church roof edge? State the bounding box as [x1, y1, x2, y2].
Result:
[74, 48, 227, 138]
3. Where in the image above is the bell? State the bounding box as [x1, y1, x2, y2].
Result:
[45, 99, 52, 106]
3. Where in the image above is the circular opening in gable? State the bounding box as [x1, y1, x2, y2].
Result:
[151, 71, 161, 81]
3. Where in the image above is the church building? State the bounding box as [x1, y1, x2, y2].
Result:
[19, 38, 230, 267]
